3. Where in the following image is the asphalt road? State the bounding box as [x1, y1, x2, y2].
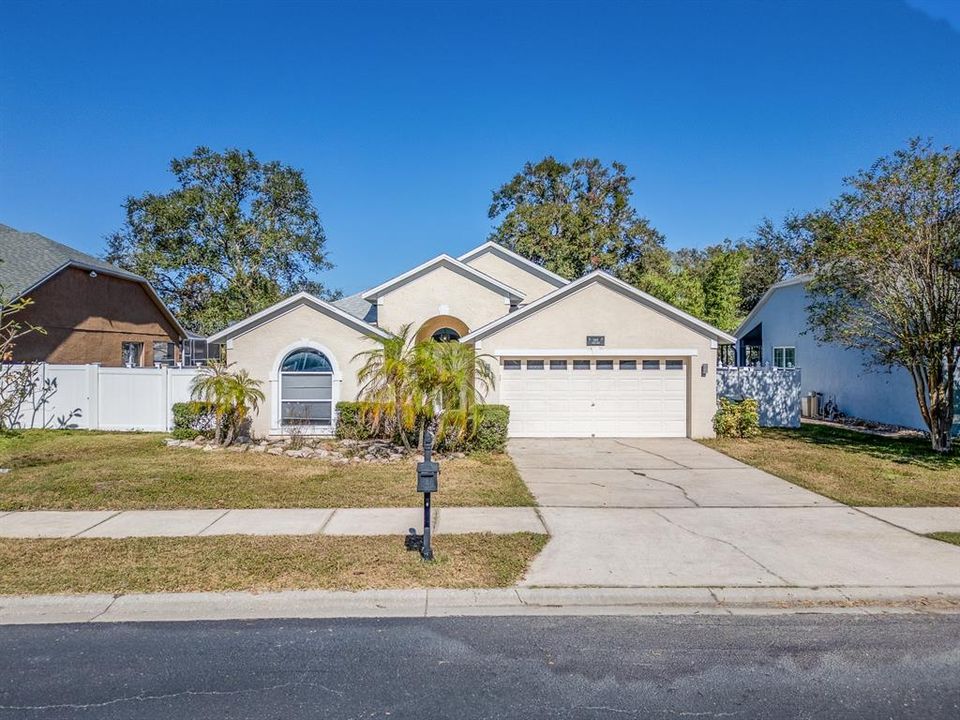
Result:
[1, 614, 958, 719]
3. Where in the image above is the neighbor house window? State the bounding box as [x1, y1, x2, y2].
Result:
[280, 349, 333, 426]
[642, 360, 661, 370]
[526, 360, 544, 370]
[619, 360, 637, 370]
[596, 360, 614, 370]
[573, 360, 591, 370]
[152, 341, 176, 366]
[503, 359, 521, 370]
[550, 360, 568, 370]
[121, 342, 143, 367]
[665, 360, 684, 370]
[773, 347, 796, 369]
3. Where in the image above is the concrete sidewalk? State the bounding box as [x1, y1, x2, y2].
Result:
[2, 585, 959, 624]
[0, 507, 546, 538]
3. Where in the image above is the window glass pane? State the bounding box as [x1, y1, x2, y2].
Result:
[773, 348, 784, 367]
[503, 359, 521, 370]
[121, 342, 143, 367]
[785, 348, 796, 367]
[152, 341, 175, 364]
[665, 360, 684, 370]
[619, 360, 637, 370]
[281, 401, 332, 425]
[526, 360, 544, 370]
[550, 360, 568, 370]
[642, 360, 661, 370]
[281, 374, 332, 400]
[282, 349, 332, 372]
[596, 360, 614, 370]
[573, 360, 591, 370]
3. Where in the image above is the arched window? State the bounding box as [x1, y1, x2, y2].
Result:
[280, 349, 333, 426]
[431, 327, 461, 343]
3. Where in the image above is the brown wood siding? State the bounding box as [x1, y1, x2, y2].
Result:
[11, 267, 182, 366]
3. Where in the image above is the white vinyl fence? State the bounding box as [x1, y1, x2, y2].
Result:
[10, 364, 199, 432]
[717, 366, 801, 428]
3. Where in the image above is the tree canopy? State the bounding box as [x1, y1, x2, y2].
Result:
[106, 146, 336, 335]
[805, 138, 960, 452]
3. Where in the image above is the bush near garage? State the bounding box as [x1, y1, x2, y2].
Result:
[171, 401, 218, 440]
[335, 402, 510, 453]
[713, 397, 760, 438]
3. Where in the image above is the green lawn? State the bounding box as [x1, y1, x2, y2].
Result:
[0, 430, 535, 510]
[0, 533, 548, 594]
[702, 424, 960, 506]
[928, 532, 960, 547]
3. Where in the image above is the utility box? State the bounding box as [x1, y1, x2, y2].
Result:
[802, 392, 820, 419]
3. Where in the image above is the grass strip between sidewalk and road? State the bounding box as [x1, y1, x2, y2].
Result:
[0, 533, 548, 595]
[702, 424, 960, 507]
[927, 532, 960, 547]
[0, 430, 535, 510]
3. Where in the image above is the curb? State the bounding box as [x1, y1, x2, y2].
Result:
[2, 586, 959, 625]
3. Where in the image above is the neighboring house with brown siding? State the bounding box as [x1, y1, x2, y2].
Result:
[0, 224, 186, 367]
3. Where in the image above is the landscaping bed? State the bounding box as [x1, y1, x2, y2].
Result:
[0, 430, 535, 510]
[0, 533, 548, 594]
[702, 424, 960, 506]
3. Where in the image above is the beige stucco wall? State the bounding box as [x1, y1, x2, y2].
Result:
[462, 252, 561, 303]
[225, 303, 383, 437]
[473, 282, 719, 438]
[375, 265, 511, 336]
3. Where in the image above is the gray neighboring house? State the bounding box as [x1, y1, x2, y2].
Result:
[735, 275, 960, 433]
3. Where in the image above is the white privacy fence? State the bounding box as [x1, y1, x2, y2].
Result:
[10, 364, 199, 432]
[717, 366, 801, 428]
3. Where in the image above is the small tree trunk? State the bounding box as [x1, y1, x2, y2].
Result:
[397, 410, 411, 450]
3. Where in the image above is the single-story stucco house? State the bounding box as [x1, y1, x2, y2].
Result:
[735, 274, 960, 433]
[208, 242, 736, 439]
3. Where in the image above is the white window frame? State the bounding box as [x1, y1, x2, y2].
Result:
[773, 346, 796, 369]
[271, 341, 341, 435]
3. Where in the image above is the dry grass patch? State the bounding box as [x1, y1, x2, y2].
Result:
[0, 430, 534, 510]
[0, 533, 548, 595]
[702, 424, 960, 506]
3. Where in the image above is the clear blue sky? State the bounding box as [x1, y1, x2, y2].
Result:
[1, 0, 958, 296]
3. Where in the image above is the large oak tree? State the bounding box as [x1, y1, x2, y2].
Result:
[107, 147, 336, 334]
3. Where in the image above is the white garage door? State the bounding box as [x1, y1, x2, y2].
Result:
[499, 358, 687, 438]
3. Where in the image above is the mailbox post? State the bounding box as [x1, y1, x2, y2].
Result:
[415, 430, 439, 561]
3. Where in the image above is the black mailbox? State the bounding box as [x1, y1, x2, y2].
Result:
[416, 458, 439, 493]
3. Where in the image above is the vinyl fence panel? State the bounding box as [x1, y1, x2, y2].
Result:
[717, 366, 801, 428]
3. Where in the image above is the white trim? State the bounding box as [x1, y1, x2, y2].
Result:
[772, 345, 797, 369]
[269, 340, 343, 435]
[493, 348, 699, 357]
[457, 241, 569, 286]
[207, 291, 390, 343]
[359, 254, 525, 302]
[461, 270, 737, 344]
[735, 274, 813, 337]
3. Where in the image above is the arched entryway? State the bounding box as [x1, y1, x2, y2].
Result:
[415, 315, 470, 344]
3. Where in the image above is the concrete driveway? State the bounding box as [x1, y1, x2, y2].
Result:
[510, 438, 960, 588]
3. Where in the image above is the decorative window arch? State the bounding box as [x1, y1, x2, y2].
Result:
[279, 348, 334, 426]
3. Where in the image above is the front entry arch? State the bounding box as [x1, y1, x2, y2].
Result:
[416, 315, 470, 344]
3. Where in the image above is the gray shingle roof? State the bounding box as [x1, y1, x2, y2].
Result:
[332, 292, 377, 323]
[0, 223, 133, 299]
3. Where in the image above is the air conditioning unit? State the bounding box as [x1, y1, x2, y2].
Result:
[801, 392, 820, 419]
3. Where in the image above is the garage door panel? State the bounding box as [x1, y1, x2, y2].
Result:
[501, 359, 688, 438]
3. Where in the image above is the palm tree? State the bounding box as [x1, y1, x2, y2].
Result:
[353, 324, 423, 449]
[423, 341, 496, 445]
[191, 361, 264, 446]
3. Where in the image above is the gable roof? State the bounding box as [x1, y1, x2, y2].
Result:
[457, 241, 568, 288]
[734, 274, 813, 338]
[0, 223, 187, 339]
[207, 291, 390, 343]
[461, 269, 737, 345]
[360, 254, 525, 303]
[332, 292, 377, 323]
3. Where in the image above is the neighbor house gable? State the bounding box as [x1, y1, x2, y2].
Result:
[207, 291, 390, 344]
[462, 270, 736, 345]
[735, 274, 812, 338]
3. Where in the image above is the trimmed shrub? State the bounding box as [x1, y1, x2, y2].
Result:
[171, 401, 217, 440]
[713, 397, 760, 438]
[334, 402, 374, 441]
[457, 404, 510, 453]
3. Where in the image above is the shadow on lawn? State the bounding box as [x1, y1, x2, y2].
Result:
[763, 424, 959, 471]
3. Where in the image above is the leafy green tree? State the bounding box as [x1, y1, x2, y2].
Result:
[700, 243, 749, 331]
[488, 157, 669, 281]
[739, 215, 821, 314]
[107, 146, 336, 335]
[806, 139, 960, 453]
